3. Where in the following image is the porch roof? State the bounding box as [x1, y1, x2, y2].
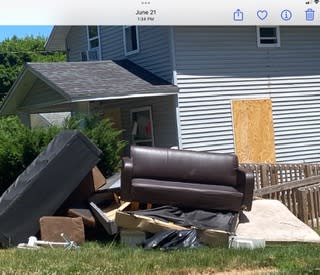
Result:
[0, 60, 178, 115]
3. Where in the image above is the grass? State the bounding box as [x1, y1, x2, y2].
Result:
[0, 241, 319, 274]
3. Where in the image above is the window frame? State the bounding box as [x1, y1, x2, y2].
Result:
[86, 26, 101, 60]
[123, 26, 140, 56]
[257, 26, 280, 48]
[130, 106, 154, 147]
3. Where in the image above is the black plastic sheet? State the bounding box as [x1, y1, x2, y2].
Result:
[129, 205, 238, 232]
[143, 229, 200, 250]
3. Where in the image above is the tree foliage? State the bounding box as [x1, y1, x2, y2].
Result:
[63, 114, 127, 177]
[0, 35, 65, 99]
[0, 115, 126, 195]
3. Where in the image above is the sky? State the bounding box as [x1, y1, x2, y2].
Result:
[0, 26, 53, 42]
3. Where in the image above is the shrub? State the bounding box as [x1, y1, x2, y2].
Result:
[0, 114, 126, 195]
[0, 116, 60, 194]
[63, 114, 126, 177]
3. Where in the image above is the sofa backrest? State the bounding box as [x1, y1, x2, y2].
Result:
[130, 146, 239, 187]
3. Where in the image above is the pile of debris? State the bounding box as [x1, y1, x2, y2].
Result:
[0, 130, 254, 250]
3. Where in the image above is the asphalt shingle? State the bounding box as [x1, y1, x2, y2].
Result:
[27, 60, 178, 101]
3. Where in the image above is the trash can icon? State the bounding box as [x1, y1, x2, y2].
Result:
[305, 8, 315, 21]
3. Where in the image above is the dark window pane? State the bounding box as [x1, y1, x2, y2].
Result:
[260, 39, 277, 44]
[260, 27, 276, 38]
[90, 38, 99, 48]
[130, 27, 137, 50]
[88, 26, 98, 38]
[125, 26, 138, 52]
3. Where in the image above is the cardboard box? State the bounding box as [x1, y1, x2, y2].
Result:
[40, 216, 85, 244]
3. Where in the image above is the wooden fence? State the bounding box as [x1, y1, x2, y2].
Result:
[239, 163, 320, 229]
[240, 163, 320, 190]
[298, 184, 320, 229]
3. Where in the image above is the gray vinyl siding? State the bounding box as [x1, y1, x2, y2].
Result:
[174, 26, 320, 163]
[66, 26, 88, 62]
[20, 79, 65, 108]
[90, 95, 179, 152]
[99, 26, 124, 60]
[99, 26, 173, 82]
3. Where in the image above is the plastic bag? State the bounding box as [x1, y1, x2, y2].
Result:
[142, 229, 200, 250]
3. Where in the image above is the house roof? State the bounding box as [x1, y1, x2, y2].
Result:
[27, 60, 177, 101]
[0, 60, 178, 115]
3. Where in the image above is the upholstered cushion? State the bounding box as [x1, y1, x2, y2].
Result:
[131, 178, 243, 211]
[131, 146, 238, 187]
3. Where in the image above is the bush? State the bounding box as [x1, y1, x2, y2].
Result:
[63, 114, 126, 177]
[0, 116, 60, 194]
[0, 115, 126, 195]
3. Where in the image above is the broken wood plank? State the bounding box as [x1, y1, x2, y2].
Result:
[254, 175, 320, 197]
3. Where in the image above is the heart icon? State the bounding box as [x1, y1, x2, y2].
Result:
[257, 10, 268, 20]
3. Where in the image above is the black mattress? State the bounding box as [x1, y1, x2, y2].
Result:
[0, 130, 102, 247]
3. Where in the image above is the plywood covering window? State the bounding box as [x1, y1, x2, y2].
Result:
[257, 27, 280, 47]
[131, 107, 154, 147]
[232, 99, 276, 163]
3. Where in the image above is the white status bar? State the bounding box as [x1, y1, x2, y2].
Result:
[0, 0, 320, 25]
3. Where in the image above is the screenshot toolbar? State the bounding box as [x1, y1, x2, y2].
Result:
[1, 0, 320, 25]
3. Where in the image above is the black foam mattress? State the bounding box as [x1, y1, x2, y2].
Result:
[0, 130, 102, 247]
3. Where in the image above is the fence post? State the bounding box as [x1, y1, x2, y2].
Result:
[297, 189, 308, 224]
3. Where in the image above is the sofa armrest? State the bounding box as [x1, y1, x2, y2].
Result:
[120, 157, 133, 201]
[236, 167, 254, 211]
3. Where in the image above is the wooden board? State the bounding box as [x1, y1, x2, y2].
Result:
[232, 99, 276, 163]
[104, 108, 122, 130]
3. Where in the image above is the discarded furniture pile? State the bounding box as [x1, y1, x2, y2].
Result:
[117, 145, 255, 248]
[242, 163, 320, 229]
[0, 135, 256, 249]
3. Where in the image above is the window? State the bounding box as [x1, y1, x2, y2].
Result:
[87, 26, 100, 49]
[131, 107, 154, 147]
[257, 27, 280, 47]
[123, 26, 140, 55]
[83, 26, 101, 61]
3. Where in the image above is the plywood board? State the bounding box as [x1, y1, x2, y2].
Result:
[104, 108, 122, 130]
[232, 99, 276, 163]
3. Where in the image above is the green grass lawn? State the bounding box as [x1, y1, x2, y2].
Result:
[0, 241, 319, 274]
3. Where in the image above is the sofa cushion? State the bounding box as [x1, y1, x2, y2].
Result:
[131, 146, 238, 187]
[131, 178, 243, 211]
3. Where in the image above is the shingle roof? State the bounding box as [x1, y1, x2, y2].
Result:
[27, 60, 178, 102]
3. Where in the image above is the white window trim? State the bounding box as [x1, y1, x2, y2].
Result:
[130, 106, 154, 147]
[123, 26, 140, 56]
[86, 26, 101, 60]
[257, 26, 280, 48]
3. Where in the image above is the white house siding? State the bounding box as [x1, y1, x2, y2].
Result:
[66, 26, 88, 62]
[99, 26, 173, 82]
[174, 26, 320, 163]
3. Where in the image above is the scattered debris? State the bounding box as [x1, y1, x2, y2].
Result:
[17, 234, 80, 250]
[0, 136, 318, 250]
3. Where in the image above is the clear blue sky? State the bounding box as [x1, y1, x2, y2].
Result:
[0, 26, 53, 41]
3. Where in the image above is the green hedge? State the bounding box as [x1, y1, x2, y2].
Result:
[0, 115, 126, 195]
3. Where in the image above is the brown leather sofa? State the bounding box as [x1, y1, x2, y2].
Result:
[121, 146, 254, 212]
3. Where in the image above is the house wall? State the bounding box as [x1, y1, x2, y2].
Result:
[90, 95, 179, 153]
[174, 26, 320, 163]
[20, 79, 65, 109]
[66, 26, 88, 62]
[66, 26, 173, 82]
